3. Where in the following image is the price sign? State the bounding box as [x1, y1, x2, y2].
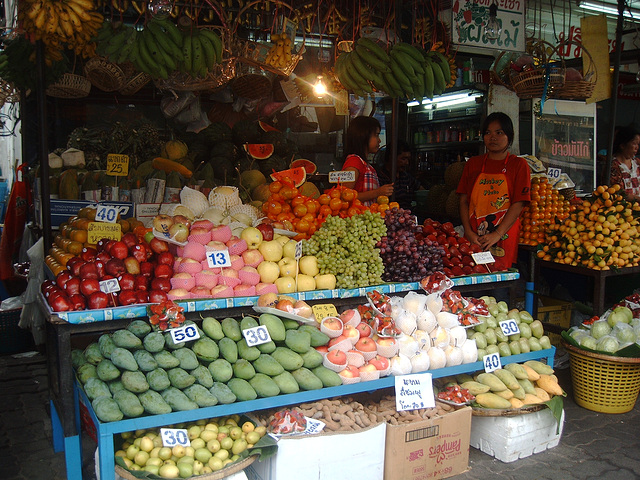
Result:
[328, 170, 356, 183]
[106, 154, 129, 177]
[311, 304, 338, 321]
[242, 325, 272, 346]
[87, 222, 122, 244]
[483, 352, 502, 373]
[395, 373, 435, 411]
[471, 251, 495, 265]
[160, 428, 190, 447]
[95, 204, 119, 224]
[547, 167, 562, 181]
[206, 249, 231, 269]
[295, 241, 303, 260]
[499, 319, 520, 336]
[99, 278, 120, 294]
[170, 324, 201, 344]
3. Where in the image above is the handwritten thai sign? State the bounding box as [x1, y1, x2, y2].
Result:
[452, 0, 525, 52]
[395, 373, 435, 411]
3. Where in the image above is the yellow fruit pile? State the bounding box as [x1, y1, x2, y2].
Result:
[18, 0, 103, 59]
[520, 176, 572, 246]
[537, 184, 640, 269]
[264, 33, 293, 69]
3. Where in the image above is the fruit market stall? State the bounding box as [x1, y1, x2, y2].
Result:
[59, 283, 558, 480]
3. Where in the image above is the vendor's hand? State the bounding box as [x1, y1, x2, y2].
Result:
[465, 230, 481, 246]
[478, 231, 502, 251]
[378, 184, 394, 197]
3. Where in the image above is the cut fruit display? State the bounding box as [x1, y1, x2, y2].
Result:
[290, 158, 317, 175]
[270, 167, 307, 188]
[244, 143, 275, 160]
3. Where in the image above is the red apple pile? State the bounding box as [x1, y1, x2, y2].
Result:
[42, 232, 174, 312]
[421, 219, 493, 277]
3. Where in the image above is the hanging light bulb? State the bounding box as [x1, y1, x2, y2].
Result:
[313, 75, 327, 97]
[485, 2, 501, 40]
[148, 0, 173, 18]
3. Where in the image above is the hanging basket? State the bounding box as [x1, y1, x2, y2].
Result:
[46, 73, 92, 99]
[490, 51, 519, 90]
[231, 0, 305, 77]
[509, 40, 565, 99]
[83, 56, 126, 92]
[549, 40, 597, 101]
[0, 79, 20, 108]
[230, 62, 275, 99]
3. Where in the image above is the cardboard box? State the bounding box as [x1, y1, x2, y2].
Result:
[384, 407, 472, 480]
[34, 197, 134, 228]
[469, 408, 564, 463]
[246, 422, 386, 480]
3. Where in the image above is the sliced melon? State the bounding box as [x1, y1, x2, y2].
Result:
[290, 158, 317, 175]
[258, 121, 280, 132]
[270, 167, 307, 188]
[244, 144, 274, 161]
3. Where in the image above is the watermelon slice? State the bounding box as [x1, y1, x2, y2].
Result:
[259, 121, 280, 132]
[270, 167, 307, 187]
[290, 158, 317, 175]
[244, 144, 274, 160]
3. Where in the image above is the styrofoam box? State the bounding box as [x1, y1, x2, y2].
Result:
[469, 408, 564, 463]
[245, 422, 386, 480]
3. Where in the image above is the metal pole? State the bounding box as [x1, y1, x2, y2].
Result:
[36, 40, 52, 250]
[605, 0, 625, 186]
[389, 0, 402, 201]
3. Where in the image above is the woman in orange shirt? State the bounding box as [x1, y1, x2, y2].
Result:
[457, 112, 531, 270]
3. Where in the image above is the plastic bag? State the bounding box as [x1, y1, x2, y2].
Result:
[0, 164, 30, 280]
[19, 237, 46, 345]
[269, 409, 307, 434]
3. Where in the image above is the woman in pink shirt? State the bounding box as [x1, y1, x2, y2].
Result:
[341, 116, 394, 205]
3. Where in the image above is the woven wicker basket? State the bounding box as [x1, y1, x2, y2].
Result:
[116, 62, 151, 95]
[550, 40, 597, 101]
[46, 73, 92, 99]
[155, 57, 236, 92]
[83, 56, 126, 92]
[115, 454, 257, 480]
[510, 40, 565, 99]
[230, 62, 274, 99]
[0, 79, 20, 108]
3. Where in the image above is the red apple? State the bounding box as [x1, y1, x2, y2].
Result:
[66, 256, 83, 272]
[96, 239, 109, 252]
[148, 290, 168, 303]
[156, 251, 175, 266]
[105, 258, 126, 277]
[80, 279, 101, 297]
[136, 290, 149, 304]
[110, 241, 128, 260]
[79, 263, 99, 280]
[121, 232, 138, 249]
[118, 290, 139, 306]
[104, 240, 117, 255]
[355, 337, 377, 352]
[134, 275, 149, 291]
[154, 264, 173, 279]
[130, 244, 148, 263]
[118, 273, 135, 290]
[342, 324, 360, 344]
[355, 322, 372, 338]
[88, 291, 109, 309]
[47, 287, 65, 301]
[49, 293, 73, 312]
[321, 317, 343, 331]
[315, 345, 329, 355]
[339, 365, 360, 378]
[41, 280, 56, 296]
[140, 261, 155, 278]
[56, 271, 73, 289]
[96, 251, 111, 264]
[123, 256, 141, 275]
[64, 277, 81, 296]
[69, 259, 87, 277]
[151, 277, 171, 292]
[256, 223, 274, 242]
[69, 294, 86, 311]
[149, 237, 169, 254]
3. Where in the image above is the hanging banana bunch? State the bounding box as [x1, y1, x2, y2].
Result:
[18, 0, 103, 59]
[334, 37, 456, 100]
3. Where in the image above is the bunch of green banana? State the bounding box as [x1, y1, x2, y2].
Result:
[387, 43, 453, 100]
[334, 37, 392, 98]
[179, 28, 223, 79]
[95, 21, 137, 64]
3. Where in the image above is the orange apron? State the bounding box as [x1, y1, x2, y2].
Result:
[468, 154, 520, 270]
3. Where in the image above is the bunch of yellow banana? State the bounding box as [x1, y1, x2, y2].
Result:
[18, 0, 103, 59]
[264, 33, 293, 69]
[334, 37, 456, 101]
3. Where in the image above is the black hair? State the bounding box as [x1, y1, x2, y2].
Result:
[384, 139, 411, 165]
[482, 112, 514, 146]
[344, 116, 381, 160]
[613, 126, 640, 154]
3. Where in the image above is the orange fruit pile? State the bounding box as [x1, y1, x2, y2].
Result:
[519, 176, 571, 246]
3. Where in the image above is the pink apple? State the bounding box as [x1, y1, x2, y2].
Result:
[340, 308, 361, 327]
[316, 345, 329, 355]
[206, 240, 228, 250]
[359, 363, 378, 373]
[327, 335, 351, 352]
[376, 337, 397, 347]
[325, 349, 347, 366]
[167, 288, 190, 299]
[342, 324, 360, 344]
[241, 249, 264, 268]
[368, 355, 390, 371]
[191, 219, 213, 231]
[355, 337, 377, 353]
[339, 365, 360, 378]
[190, 286, 213, 298]
[355, 322, 373, 338]
[321, 317, 343, 331]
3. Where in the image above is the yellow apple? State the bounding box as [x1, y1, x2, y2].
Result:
[315, 273, 336, 290]
[296, 273, 316, 291]
[278, 257, 298, 277]
[275, 276, 296, 293]
[299, 255, 319, 276]
[257, 261, 280, 283]
[258, 239, 284, 262]
[283, 239, 298, 259]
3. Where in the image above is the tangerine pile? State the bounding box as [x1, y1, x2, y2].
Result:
[519, 176, 572, 246]
[262, 180, 383, 240]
